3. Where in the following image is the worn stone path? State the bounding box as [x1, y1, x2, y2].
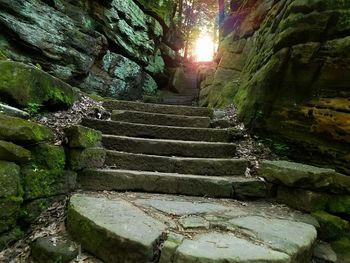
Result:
[69, 100, 320, 262]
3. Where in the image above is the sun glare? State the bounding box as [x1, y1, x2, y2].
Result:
[195, 35, 215, 62]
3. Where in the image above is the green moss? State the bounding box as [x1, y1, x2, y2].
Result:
[22, 168, 76, 200]
[331, 237, 350, 262]
[327, 195, 350, 214]
[0, 160, 21, 198]
[0, 49, 7, 60]
[312, 211, 350, 240]
[30, 144, 66, 170]
[64, 125, 102, 148]
[0, 114, 54, 144]
[0, 61, 76, 110]
[68, 147, 106, 171]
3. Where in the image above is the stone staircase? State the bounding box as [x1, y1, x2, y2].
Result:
[66, 100, 320, 263]
[79, 100, 266, 199]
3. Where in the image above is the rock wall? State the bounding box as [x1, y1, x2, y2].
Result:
[0, 0, 180, 101]
[200, 0, 350, 174]
[0, 113, 105, 249]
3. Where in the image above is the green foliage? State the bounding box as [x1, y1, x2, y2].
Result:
[25, 102, 41, 116]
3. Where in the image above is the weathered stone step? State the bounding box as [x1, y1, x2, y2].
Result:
[102, 135, 237, 158]
[82, 118, 242, 143]
[78, 169, 267, 199]
[106, 150, 248, 176]
[67, 192, 318, 263]
[111, 110, 211, 128]
[103, 99, 213, 117]
[67, 194, 166, 263]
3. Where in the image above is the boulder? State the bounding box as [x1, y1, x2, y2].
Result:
[0, 61, 76, 109]
[0, 103, 29, 119]
[80, 52, 157, 100]
[261, 160, 350, 194]
[277, 186, 329, 212]
[64, 125, 102, 149]
[0, 114, 54, 145]
[327, 195, 350, 215]
[31, 235, 78, 263]
[0, 0, 105, 80]
[312, 211, 350, 241]
[0, 140, 31, 164]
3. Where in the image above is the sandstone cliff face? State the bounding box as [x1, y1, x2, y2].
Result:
[200, 0, 350, 174]
[0, 0, 179, 100]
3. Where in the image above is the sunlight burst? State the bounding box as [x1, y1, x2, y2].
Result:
[194, 35, 215, 62]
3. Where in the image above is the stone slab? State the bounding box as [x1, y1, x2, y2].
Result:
[103, 100, 213, 117]
[82, 118, 240, 143]
[105, 150, 248, 176]
[102, 135, 236, 158]
[111, 110, 211, 128]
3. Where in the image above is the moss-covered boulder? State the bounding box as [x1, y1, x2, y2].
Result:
[30, 144, 65, 171]
[0, 161, 21, 198]
[0, 61, 76, 110]
[0, 161, 22, 233]
[68, 147, 106, 171]
[327, 195, 350, 215]
[0, 114, 54, 145]
[331, 237, 350, 262]
[0, 140, 31, 164]
[134, 0, 175, 29]
[31, 235, 78, 263]
[64, 125, 102, 148]
[277, 186, 329, 212]
[22, 168, 76, 200]
[312, 211, 350, 241]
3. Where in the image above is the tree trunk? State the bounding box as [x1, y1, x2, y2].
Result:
[177, 0, 184, 29]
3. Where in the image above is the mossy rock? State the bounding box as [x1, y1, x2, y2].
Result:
[0, 227, 24, 250]
[0, 61, 76, 110]
[64, 125, 102, 148]
[327, 195, 350, 215]
[68, 147, 106, 171]
[0, 197, 22, 219]
[0, 114, 54, 145]
[0, 160, 21, 198]
[331, 237, 350, 262]
[134, 0, 175, 28]
[277, 186, 329, 212]
[312, 211, 350, 241]
[30, 144, 65, 170]
[22, 168, 76, 200]
[0, 140, 31, 164]
[31, 235, 78, 263]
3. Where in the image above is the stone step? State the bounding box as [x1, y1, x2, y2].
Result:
[78, 169, 267, 199]
[82, 118, 242, 143]
[105, 150, 248, 176]
[67, 192, 318, 263]
[102, 135, 237, 158]
[67, 194, 166, 263]
[111, 110, 211, 128]
[103, 99, 213, 117]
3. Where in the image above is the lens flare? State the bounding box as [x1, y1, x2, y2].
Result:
[195, 35, 215, 62]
